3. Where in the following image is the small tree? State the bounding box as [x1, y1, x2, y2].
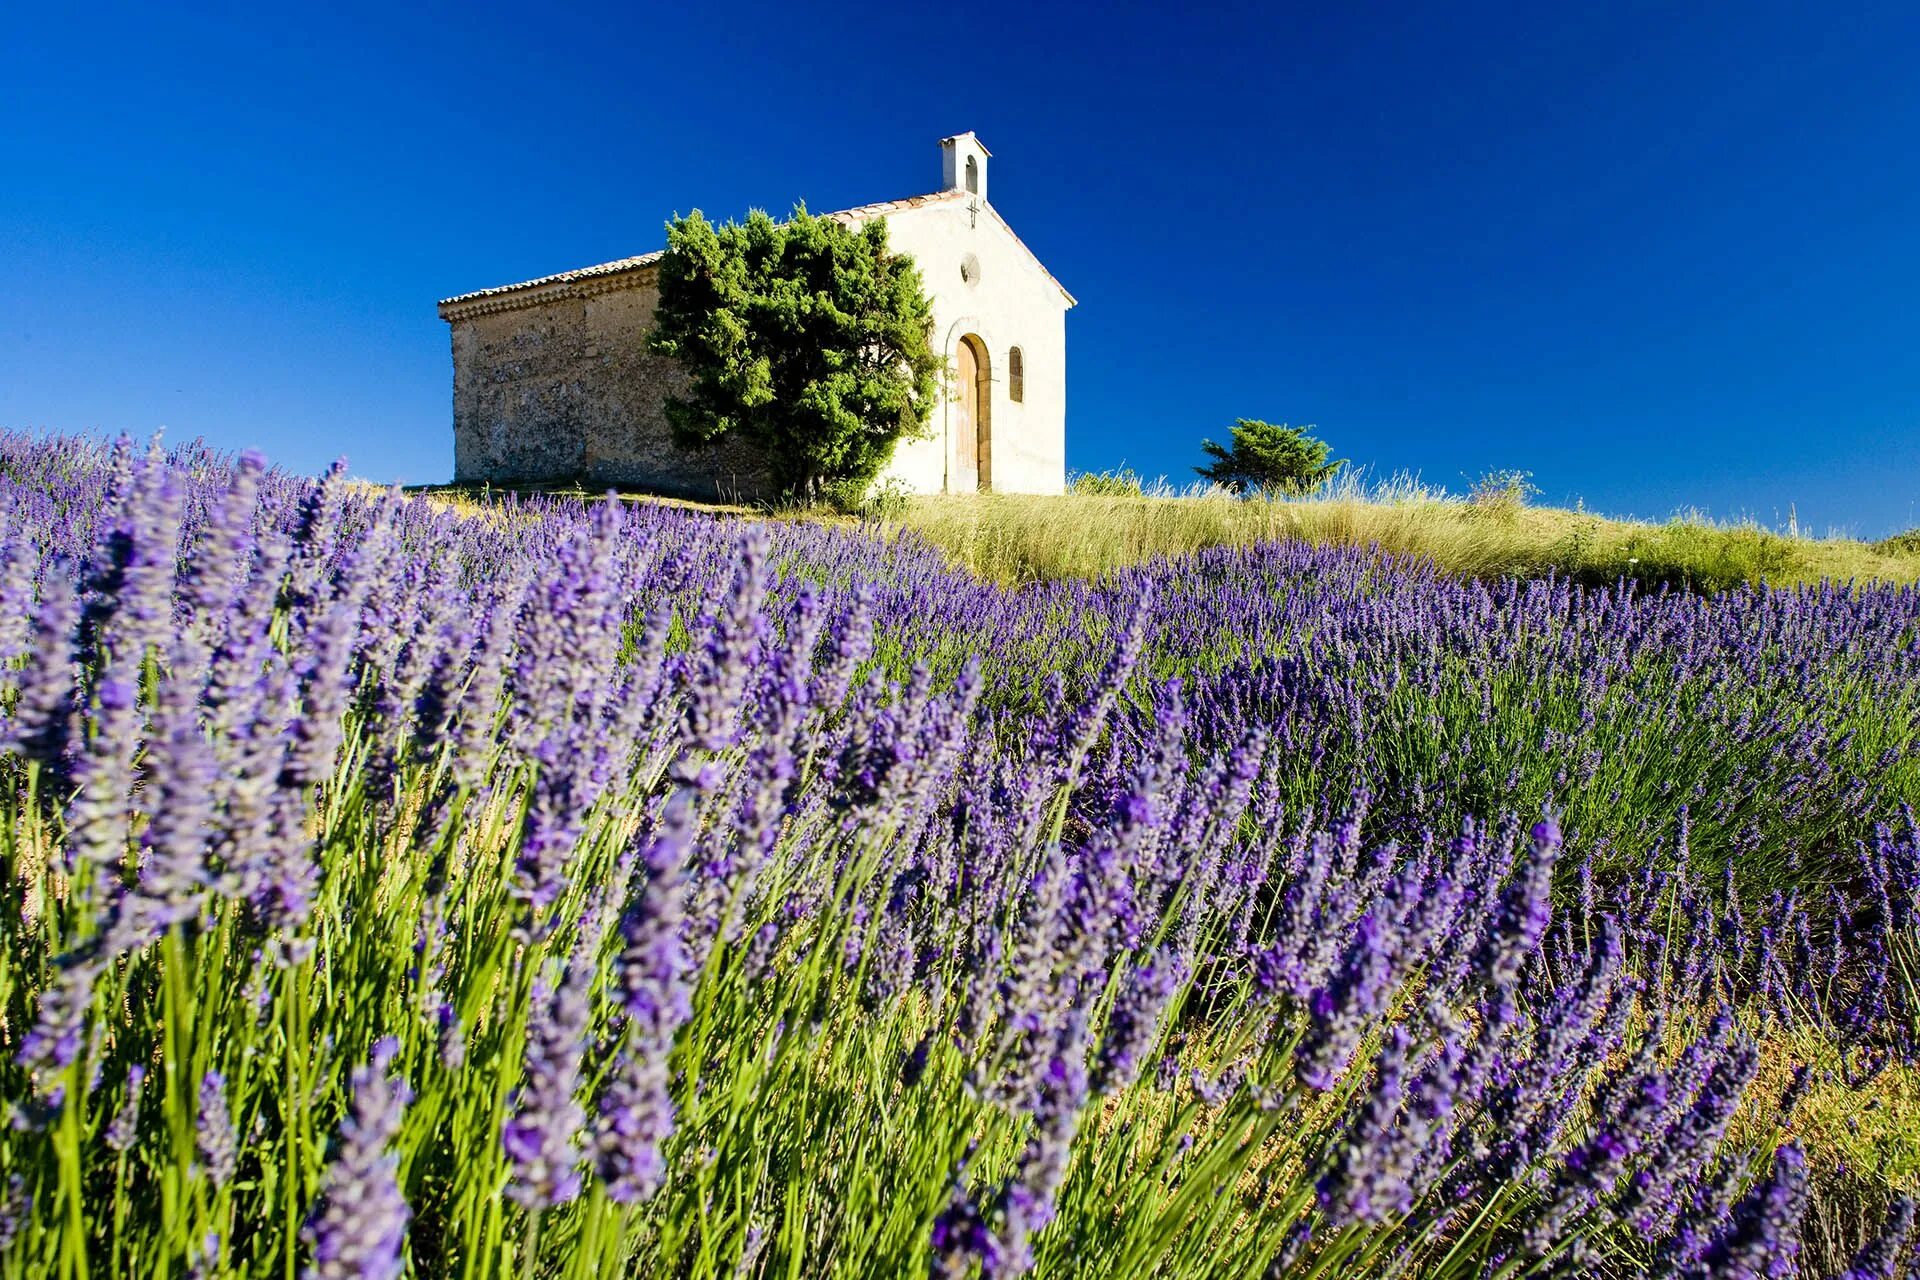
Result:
[649, 205, 941, 501]
[1194, 420, 1345, 495]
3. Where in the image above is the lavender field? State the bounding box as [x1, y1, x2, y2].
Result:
[4, 431, 1920, 1279]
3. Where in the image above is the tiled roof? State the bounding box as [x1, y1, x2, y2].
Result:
[438, 191, 973, 311]
[438, 187, 1073, 314]
[438, 250, 668, 308]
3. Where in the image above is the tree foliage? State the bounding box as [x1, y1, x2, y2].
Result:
[1194, 420, 1345, 495]
[649, 205, 941, 500]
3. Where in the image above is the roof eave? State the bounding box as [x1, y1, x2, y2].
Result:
[436, 187, 1074, 318]
[939, 132, 993, 157]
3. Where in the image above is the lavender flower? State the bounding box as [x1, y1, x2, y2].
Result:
[1317, 1025, 1412, 1223]
[931, 1178, 1000, 1280]
[198, 1071, 238, 1188]
[303, 1038, 412, 1280]
[1473, 814, 1560, 994]
[16, 957, 100, 1088]
[611, 796, 695, 1018]
[117, 692, 219, 946]
[1266, 1218, 1313, 1274]
[989, 1010, 1091, 1277]
[0, 1174, 28, 1250]
[901, 1032, 934, 1088]
[1092, 950, 1186, 1096]
[1295, 906, 1396, 1091]
[1654, 1143, 1808, 1280]
[5, 574, 79, 769]
[1624, 1033, 1762, 1237]
[186, 1231, 221, 1280]
[593, 1048, 674, 1205]
[504, 955, 593, 1209]
[594, 790, 700, 1202]
[1776, 1062, 1813, 1126]
[684, 527, 769, 753]
[106, 1065, 146, 1152]
[1838, 1195, 1915, 1280]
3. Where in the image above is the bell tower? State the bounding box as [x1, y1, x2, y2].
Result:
[940, 132, 990, 203]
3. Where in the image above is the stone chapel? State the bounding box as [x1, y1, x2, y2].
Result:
[437, 133, 1074, 500]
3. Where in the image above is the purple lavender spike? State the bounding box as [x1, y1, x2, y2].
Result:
[197, 1071, 238, 1188]
[595, 791, 699, 1203]
[1092, 950, 1186, 1096]
[987, 1010, 1091, 1277]
[1837, 1196, 1914, 1280]
[4, 574, 79, 770]
[684, 526, 770, 753]
[1473, 814, 1560, 995]
[303, 1038, 412, 1280]
[0, 1175, 27, 1250]
[504, 950, 593, 1209]
[1295, 905, 1396, 1092]
[1317, 1025, 1413, 1224]
[106, 1065, 146, 1152]
[1653, 1143, 1808, 1280]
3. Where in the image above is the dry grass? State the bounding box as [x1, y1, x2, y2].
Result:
[410, 475, 1920, 592]
[1748, 1026, 1920, 1274]
[894, 477, 1920, 590]
[1758, 1030, 1920, 1193]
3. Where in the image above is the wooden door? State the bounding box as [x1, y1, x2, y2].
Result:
[955, 339, 979, 491]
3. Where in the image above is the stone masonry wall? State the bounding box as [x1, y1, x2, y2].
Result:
[449, 276, 771, 500]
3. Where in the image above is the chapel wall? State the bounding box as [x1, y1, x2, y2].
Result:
[448, 191, 1069, 499]
[449, 278, 771, 500]
[881, 201, 1068, 496]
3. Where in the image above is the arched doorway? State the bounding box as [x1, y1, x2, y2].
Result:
[954, 334, 991, 492]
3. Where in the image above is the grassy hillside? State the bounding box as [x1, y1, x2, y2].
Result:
[894, 477, 1920, 590]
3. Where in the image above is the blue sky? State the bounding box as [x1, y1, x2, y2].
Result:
[4, 1, 1918, 536]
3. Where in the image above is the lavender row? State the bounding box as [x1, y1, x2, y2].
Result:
[8, 429, 1912, 899]
[0, 431, 1913, 1278]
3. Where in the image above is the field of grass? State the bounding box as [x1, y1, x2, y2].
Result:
[5, 432, 1920, 1279]
[894, 475, 1920, 590]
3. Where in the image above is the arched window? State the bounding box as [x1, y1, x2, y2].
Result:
[1008, 346, 1024, 403]
[965, 155, 979, 194]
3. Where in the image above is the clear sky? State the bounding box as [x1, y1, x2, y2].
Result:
[4, 2, 1918, 536]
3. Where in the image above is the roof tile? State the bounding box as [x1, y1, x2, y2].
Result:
[438, 190, 975, 310]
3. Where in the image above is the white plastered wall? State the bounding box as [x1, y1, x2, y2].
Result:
[860, 198, 1069, 495]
